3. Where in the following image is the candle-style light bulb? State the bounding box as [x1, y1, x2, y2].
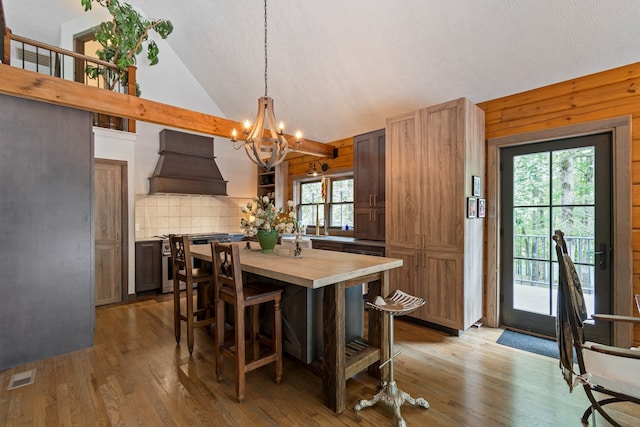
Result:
[278, 121, 285, 134]
[295, 131, 302, 142]
[231, 128, 237, 140]
[243, 120, 251, 133]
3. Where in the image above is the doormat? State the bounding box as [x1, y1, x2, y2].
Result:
[496, 329, 559, 359]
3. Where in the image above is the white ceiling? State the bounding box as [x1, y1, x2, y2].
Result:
[5, 0, 640, 142]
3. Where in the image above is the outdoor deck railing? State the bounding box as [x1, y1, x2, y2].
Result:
[513, 233, 595, 294]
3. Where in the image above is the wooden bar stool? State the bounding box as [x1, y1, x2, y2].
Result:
[211, 242, 283, 402]
[355, 290, 429, 427]
[169, 234, 216, 355]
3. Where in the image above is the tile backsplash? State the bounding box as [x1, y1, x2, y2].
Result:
[135, 194, 251, 239]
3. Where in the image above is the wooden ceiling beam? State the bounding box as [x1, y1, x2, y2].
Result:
[0, 65, 335, 158]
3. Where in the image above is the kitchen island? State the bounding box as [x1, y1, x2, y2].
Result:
[189, 243, 402, 413]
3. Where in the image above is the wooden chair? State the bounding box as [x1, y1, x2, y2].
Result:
[169, 234, 215, 355]
[554, 229, 640, 426]
[211, 242, 283, 402]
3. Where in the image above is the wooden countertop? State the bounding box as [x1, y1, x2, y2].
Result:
[189, 242, 402, 289]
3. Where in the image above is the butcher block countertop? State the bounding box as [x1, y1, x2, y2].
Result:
[189, 242, 401, 289]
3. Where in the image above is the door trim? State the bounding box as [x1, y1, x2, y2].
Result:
[486, 116, 632, 347]
[95, 158, 129, 303]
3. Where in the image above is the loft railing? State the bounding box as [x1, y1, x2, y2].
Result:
[2, 27, 136, 132]
[513, 233, 595, 294]
[1, 1, 5, 64]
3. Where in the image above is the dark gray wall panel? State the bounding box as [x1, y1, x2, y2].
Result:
[0, 94, 94, 369]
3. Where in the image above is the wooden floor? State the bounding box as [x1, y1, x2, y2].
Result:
[1, 294, 639, 427]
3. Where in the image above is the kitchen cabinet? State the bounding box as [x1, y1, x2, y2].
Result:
[257, 166, 275, 199]
[257, 162, 289, 209]
[311, 240, 344, 252]
[385, 97, 484, 333]
[135, 240, 162, 292]
[354, 129, 385, 241]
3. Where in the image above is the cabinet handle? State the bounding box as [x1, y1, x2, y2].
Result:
[141, 244, 154, 247]
[373, 194, 378, 206]
[369, 194, 374, 206]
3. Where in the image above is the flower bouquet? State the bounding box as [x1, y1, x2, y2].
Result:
[240, 196, 296, 252]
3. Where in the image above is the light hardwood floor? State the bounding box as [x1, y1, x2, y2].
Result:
[1, 294, 638, 426]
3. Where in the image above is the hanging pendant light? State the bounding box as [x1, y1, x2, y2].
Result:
[231, 0, 302, 171]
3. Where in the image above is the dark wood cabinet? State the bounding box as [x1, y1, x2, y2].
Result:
[135, 241, 162, 292]
[354, 129, 385, 241]
[311, 240, 344, 252]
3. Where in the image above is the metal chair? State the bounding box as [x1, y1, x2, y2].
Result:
[554, 229, 640, 426]
[355, 290, 429, 427]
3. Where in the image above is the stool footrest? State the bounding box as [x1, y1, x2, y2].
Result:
[355, 380, 429, 427]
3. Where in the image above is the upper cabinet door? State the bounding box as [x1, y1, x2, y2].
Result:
[385, 112, 422, 249]
[354, 128, 386, 241]
[354, 129, 385, 209]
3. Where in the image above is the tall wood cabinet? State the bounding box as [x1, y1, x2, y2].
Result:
[385, 97, 485, 333]
[354, 129, 385, 241]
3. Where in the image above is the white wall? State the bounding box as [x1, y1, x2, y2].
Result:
[60, 6, 257, 294]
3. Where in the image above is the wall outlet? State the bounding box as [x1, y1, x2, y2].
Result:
[135, 223, 140, 232]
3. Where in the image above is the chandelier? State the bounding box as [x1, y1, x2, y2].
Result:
[231, 0, 301, 171]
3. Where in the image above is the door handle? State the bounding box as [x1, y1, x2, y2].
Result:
[594, 243, 607, 270]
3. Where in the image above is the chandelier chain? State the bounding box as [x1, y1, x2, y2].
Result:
[264, 0, 268, 98]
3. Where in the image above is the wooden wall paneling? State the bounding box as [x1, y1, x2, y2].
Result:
[480, 63, 640, 116]
[285, 137, 354, 201]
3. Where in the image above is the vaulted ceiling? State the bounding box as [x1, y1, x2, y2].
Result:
[5, 0, 640, 142]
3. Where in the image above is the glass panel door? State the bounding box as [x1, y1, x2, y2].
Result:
[500, 133, 612, 343]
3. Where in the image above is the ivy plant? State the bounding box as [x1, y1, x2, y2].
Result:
[81, 0, 173, 96]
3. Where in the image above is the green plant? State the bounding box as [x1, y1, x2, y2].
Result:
[81, 0, 173, 96]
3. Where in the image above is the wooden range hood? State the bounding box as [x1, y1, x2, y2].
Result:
[148, 129, 228, 196]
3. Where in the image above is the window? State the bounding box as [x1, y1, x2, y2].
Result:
[297, 176, 353, 229]
[330, 178, 354, 228]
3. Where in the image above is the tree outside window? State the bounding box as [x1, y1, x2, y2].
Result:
[298, 176, 353, 230]
[299, 181, 325, 228]
[330, 178, 353, 228]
